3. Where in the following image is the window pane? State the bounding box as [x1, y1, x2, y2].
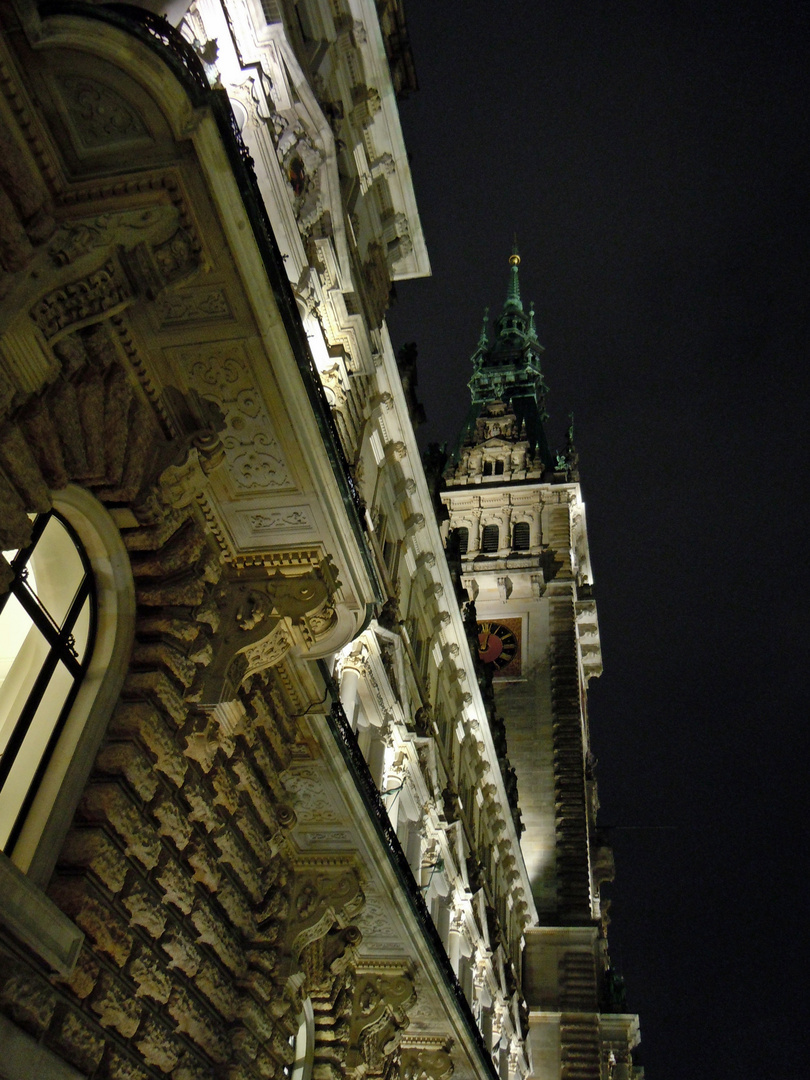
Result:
[0, 659, 74, 850]
[0, 602, 49, 754]
[28, 515, 86, 629]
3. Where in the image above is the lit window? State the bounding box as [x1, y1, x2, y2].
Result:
[513, 521, 530, 550]
[0, 511, 96, 856]
[481, 525, 499, 553]
[0, 487, 133, 977]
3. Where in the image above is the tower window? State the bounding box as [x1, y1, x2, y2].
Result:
[494, 460, 505, 475]
[456, 527, 469, 555]
[481, 525, 500, 553]
[483, 461, 493, 476]
[0, 511, 96, 856]
[513, 522, 530, 550]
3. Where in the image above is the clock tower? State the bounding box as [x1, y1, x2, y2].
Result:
[442, 252, 641, 1078]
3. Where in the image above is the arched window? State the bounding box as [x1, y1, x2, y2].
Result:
[0, 486, 134, 976]
[0, 486, 134, 881]
[0, 511, 96, 857]
[481, 524, 499, 553]
[494, 459, 504, 475]
[482, 461, 493, 477]
[513, 521, 530, 550]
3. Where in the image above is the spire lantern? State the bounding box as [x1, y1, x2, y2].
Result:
[505, 245, 523, 312]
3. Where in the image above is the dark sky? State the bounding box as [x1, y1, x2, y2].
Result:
[386, 2, 810, 1076]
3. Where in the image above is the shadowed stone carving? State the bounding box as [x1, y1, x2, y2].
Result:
[195, 560, 340, 703]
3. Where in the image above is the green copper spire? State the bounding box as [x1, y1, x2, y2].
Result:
[457, 248, 553, 467]
[505, 244, 523, 311]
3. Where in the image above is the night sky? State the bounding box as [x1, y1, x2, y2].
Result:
[386, 2, 810, 1077]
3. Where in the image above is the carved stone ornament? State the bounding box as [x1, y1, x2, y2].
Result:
[56, 75, 151, 149]
[156, 286, 231, 326]
[196, 562, 339, 703]
[347, 969, 417, 1074]
[182, 346, 292, 492]
[250, 861, 364, 990]
[158, 447, 209, 509]
[401, 1047, 455, 1080]
[30, 258, 132, 341]
[271, 115, 326, 231]
[30, 223, 201, 343]
[246, 508, 311, 533]
[48, 206, 176, 267]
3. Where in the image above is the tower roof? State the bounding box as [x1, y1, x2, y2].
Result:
[456, 250, 552, 467]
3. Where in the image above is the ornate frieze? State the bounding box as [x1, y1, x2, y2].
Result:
[178, 342, 292, 493]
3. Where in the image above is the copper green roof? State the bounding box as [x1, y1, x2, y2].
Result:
[457, 251, 552, 465]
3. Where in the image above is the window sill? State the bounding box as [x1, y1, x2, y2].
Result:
[0, 852, 83, 975]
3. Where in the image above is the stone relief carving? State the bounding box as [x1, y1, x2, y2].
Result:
[155, 286, 231, 325]
[348, 969, 416, 1074]
[401, 1048, 455, 1080]
[183, 346, 292, 492]
[354, 889, 403, 951]
[198, 563, 338, 703]
[268, 108, 327, 233]
[119, 229, 200, 299]
[296, 830, 354, 849]
[56, 76, 151, 148]
[242, 508, 313, 533]
[151, 229, 198, 285]
[31, 223, 201, 343]
[249, 860, 364, 993]
[284, 767, 340, 824]
[30, 259, 132, 340]
[48, 207, 175, 267]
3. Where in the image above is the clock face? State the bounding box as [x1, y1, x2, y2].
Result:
[477, 621, 519, 670]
